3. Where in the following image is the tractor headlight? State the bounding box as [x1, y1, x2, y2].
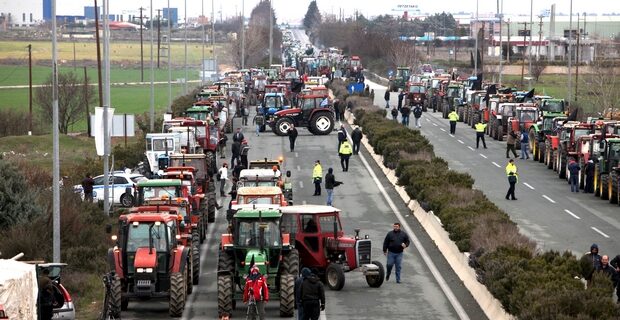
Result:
[145, 268, 154, 273]
[137, 268, 145, 273]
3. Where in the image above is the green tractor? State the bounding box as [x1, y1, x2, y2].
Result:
[388, 67, 411, 92]
[528, 99, 567, 162]
[594, 138, 620, 203]
[217, 209, 298, 317]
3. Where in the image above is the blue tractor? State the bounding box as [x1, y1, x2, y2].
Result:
[256, 93, 291, 132]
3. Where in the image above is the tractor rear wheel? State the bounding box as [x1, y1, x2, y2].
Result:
[538, 142, 545, 163]
[326, 263, 345, 291]
[274, 117, 293, 136]
[365, 260, 385, 288]
[497, 122, 504, 141]
[558, 155, 567, 179]
[311, 113, 334, 135]
[217, 274, 234, 315]
[279, 274, 295, 317]
[169, 272, 186, 317]
[206, 151, 217, 177]
[218, 252, 234, 273]
[109, 276, 122, 317]
[609, 172, 618, 204]
[187, 258, 193, 295]
[192, 233, 200, 285]
[282, 249, 300, 276]
[600, 174, 610, 200]
[207, 195, 216, 223]
[120, 194, 134, 207]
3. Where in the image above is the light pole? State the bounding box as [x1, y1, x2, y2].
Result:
[269, 0, 273, 66]
[567, 0, 573, 102]
[498, 0, 504, 85]
[51, 0, 60, 263]
[150, 0, 155, 132]
[474, 0, 479, 76]
[184, 0, 188, 94]
[201, 0, 206, 85]
[167, 0, 172, 111]
[102, 0, 111, 217]
[241, 0, 245, 69]
[528, 0, 533, 90]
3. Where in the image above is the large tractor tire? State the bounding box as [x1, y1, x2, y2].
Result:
[281, 249, 300, 276]
[558, 155, 567, 179]
[206, 151, 217, 177]
[538, 142, 546, 163]
[600, 174, 610, 200]
[365, 260, 385, 288]
[217, 274, 234, 315]
[457, 107, 464, 122]
[186, 259, 193, 295]
[609, 172, 618, 204]
[225, 118, 233, 134]
[497, 122, 504, 141]
[207, 195, 217, 223]
[594, 166, 600, 197]
[311, 113, 334, 135]
[325, 263, 345, 291]
[471, 113, 479, 129]
[192, 233, 200, 285]
[279, 274, 295, 317]
[169, 272, 186, 317]
[274, 117, 293, 136]
[579, 159, 586, 190]
[109, 275, 123, 318]
[120, 194, 134, 207]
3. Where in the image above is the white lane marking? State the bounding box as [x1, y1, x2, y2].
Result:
[479, 154, 487, 159]
[353, 139, 471, 320]
[302, 200, 307, 205]
[440, 128, 446, 132]
[564, 209, 581, 220]
[457, 139, 464, 144]
[591, 226, 610, 238]
[295, 152, 299, 158]
[426, 118, 431, 122]
[542, 195, 556, 203]
[299, 181, 304, 188]
[296, 165, 301, 171]
[432, 123, 438, 127]
[467, 146, 475, 151]
[492, 162, 501, 168]
[449, 134, 455, 138]
[523, 182, 535, 190]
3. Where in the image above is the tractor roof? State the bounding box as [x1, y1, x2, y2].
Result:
[234, 209, 281, 219]
[279, 205, 340, 215]
[130, 205, 180, 214]
[237, 186, 282, 196]
[239, 169, 279, 180]
[169, 153, 206, 160]
[137, 179, 182, 187]
[122, 213, 179, 223]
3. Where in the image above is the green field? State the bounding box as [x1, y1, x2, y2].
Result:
[0, 134, 95, 171]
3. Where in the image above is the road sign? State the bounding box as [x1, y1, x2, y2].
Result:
[518, 30, 531, 37]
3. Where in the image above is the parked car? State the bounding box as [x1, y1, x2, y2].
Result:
[37, 263, 75, 320]
[73, 171, 147, 207]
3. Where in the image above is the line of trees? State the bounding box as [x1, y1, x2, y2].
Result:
[230, 0, 282, 68]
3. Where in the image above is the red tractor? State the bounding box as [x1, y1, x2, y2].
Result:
[279, 205, 385, 291]
[347, 56, 363, 78]
[107, 212, 191, 317]
[405, 82, 427, 109]
[179, 119, 219, 171]
[556, 122, 596, 179]
[271, 94, 335, 136]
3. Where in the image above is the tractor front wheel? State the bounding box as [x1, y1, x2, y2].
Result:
[282, 249, 300, 276]
[169, 272, 186, 317]
[120, 194, 134, 207]
[311, 113, 334, 135]
[600, 174, 610, 200]
[279, 274, 295, 317]
[365, 260, 385, 288]
[326, 263, 346, 291]
[206, 150, 217, 177]
[217, 274, 234, 315]
[609, 172, 618, 204]
[192, 233, 200, 285]
[274, 118, 293, 136]
[109, 275, 122, 317]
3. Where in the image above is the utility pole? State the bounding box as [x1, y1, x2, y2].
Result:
[103, 0, 111, 217]
[149, 1, 155, 131]
[567, 0, 573, 102]
[241, 0, 245, 69]
[537, 15, 543, 61]
[139, 7, 145, 82]
[520, 22, 528, 87]
[51, 0, 61, 263]
[498, 0, 503, 85]
[269, 0, 273, 66]
[184, 0, 188, 94]
[473, 0, 479, 76]
[507, 18, 510, 63]
[528, 0, 533, 89]
[201, 0, 205, 85]
[28, 44, 33, 135]
[95, 0, 103, 110]
[84, 66, 91, 135]
[167, 0, 172, 111]
[212, 0, 216, 74]
[157, 9, 161, 68]
[575, 13, 580, 101]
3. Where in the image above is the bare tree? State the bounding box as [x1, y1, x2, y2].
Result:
[388, 40, 418, 67]
[35, 71, 96, 134]
[582, 53, 620, 115]
[531, 60, 546, 82]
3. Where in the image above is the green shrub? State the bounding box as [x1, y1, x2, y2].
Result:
[0, 161, 43, 230]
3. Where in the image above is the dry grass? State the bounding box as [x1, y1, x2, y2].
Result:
[469, 214, 536, 255]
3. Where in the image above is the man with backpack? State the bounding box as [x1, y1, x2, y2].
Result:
[412, 105, 423, 128]
[391, 107, 398, 121]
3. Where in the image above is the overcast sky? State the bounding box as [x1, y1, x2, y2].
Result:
[58, 1, 618, 22]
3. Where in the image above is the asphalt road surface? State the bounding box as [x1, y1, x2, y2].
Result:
[121, 110, 487, 319]
[367, 79, 620, 256]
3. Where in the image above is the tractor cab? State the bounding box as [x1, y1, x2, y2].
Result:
[279, 205, 384, 291]
[231, 186, 289, 209]
[512, 103, 539, 131]
[169, 154, 211, 186]
[185, 105, 216, 122]
[595, 138, 620, 202]
[136, 179, 185, 206]
[405, 82, 426, 106]
[389, 67, 411, 92]
[540, 99, 566, 114]
[271, 94, 334, 136]
[145, 133, 182, 176]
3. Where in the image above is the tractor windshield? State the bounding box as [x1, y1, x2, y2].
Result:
[350, 60, 361, 67]
[447, 87, 459, 97]
[609, 143, 620, 160]
[543, 100, 564, 112]
[187, 111, 207, 121]
[574, 129, 591, 140]
[150, 138, 175, 152]
[142, 186, 180, 199]
[518, 110, 537, 122]
[409, 86, 425, 94]
[236, 220, 281, 247]
[243, 196, 278, 205]
[265, 96, 279, 109]
[126, 222, 169, 252]
[542, 118, 555, 132]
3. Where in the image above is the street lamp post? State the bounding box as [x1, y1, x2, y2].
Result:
[167, 0, 172, 111]
[184, 0, 188, 94]
[150, 0, 155, 132]
[269, 0, 273, 66]
[474, 0, 479, 76]
[567, 0, 573, 102]
[241, 0, 245, 69]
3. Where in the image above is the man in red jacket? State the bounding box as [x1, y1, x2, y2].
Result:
[243, 266, 269, 319]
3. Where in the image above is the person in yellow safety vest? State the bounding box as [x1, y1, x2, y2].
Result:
[312, 160, 323, 196]
[505, 159, 518, 200]
[339, 140, 353, 172]
[448, 110, 459, 134]
[474, 121, 487, 149]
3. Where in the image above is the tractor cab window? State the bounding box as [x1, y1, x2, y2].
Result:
[142, 186, 179, 199]
[126, 222, 168, 252]
[152, 138, 175, 152]
[265, 96, 277, 108]
[300, 215, 319, 252]
[519, 110, 537, 122]
[167, 221, 176, 247]
[609, 143, 620, 159]
[318, 215, 341, 234]
[244, 196, 276, 205]
[236, 220, 281, 247]
[543, 101, 564, 112]
[302, 99, 314, 110]
[280, 214, 298, 235]
[574, 129, 590, 140]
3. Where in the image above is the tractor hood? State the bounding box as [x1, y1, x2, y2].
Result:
[275, 108, 301, 117]
[134, 247, 158, 269]
[244, 249, 268, 275]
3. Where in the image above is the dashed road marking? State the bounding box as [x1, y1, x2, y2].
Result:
[457, 139, 464, 144]
[523, 182, 535, 190]
[296, 165, 301, 171]
[449, 134, 454, 137]
[492, 162, 501, 168]
[426, 118, 431, 122]
[542, 195, 556, 203]
[299, 181, 304, 188]
[467, 146, 475, 151]
[432, 123, 438, 127]
[440, 128, 446, 132]
[479, 154, 487, 159]
[295, 152, 299, 158]
[591, 226, 610, 238]
[564, 209, 581, 220]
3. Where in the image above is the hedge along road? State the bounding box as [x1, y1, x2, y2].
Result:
[369, 80, 620, 256]
[120, 107, 485, 319]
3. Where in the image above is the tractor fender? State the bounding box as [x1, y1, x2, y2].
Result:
[171, 246, 190, 273]
[108, 247, 124, 279]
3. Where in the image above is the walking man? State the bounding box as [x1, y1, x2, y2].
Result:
[505, 159, 518, 200]
[383, 222, 410, 283]
[233, 127, 244, 143]
[218, 163, 229, 197]
[288, 124, 298, 152]
[240, 140, 250, 169]
[397, 89, 405, 111]
[339, 140, 353, 172]
[81, 174, 95, 202]
[581, 243, 602, 288]
[520, 129, 530, 159]
[300, 270, 325, 320]
[401, 104, 411, 126]
[384, 90, 390, 108]
[242, 105, 249, 126]
[448, 109, 459, 134]
[568, 158, 580, 192]
[231, 139, 241, 168]
[506, 130, 518, 158]
[324, 168, 342, 206]
[474, 121, 487, 149]
[596, 255, 620, 303]
[412, 104, 423, 128]
[243, 266, 269, 320]
[351, 126, 363, 155]
[585, 159, 595, 193]
[312, 160, 323, 196]
[337, 125, 347, 150]
[218, 131, 228, 158]
[391, 106, 398, 121]
[295, 268, 312, 320]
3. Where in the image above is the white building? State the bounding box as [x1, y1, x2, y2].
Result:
[0, 0, 44, 27]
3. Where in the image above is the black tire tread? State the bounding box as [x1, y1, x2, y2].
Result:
[169, 272, 186, 317]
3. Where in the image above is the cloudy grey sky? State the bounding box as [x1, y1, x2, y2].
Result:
[59, 1, 617, 23]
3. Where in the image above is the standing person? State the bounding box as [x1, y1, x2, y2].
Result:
[218, 163, 228, 197]
[585, 159, 595, 193]
[351, 126, 363, 155]
[288, 124, 298, 152]
[333, 99, 341, 122]
[448, 109, 459, 134]
[38, 268, 54, 320]
[580, 243, 602, 287]
[231, 139, 241, 168]
[505, 159, 518, 200]
[219, 312, 231, 320]
[300, 270, 326, 320]
[295, 268, 312, 320]
[253, 110, 263, 136]
[233, 162, 244, 180]
[339, 101, 346, 121]
[384, 90, 390, 108]
[81, 174, 95, 202]
[369, 89, 375, 100]
[401, 104, 411, 126]
[506, 130, 518, 158]
[242, 105, 250, 126]
[233, 127, 244, 143]
[568, 158, 581, 192]
[597, 255, 620, 302]
[240, 140, 250, 169]
[391, 106, 398, 121]
[243, 266, 269, 320]
[397, 89, 405, 111]
[520, 129, 530, 159]
[312, 160, 323, 196]
[324, 168, 343, 206]
[474, 121, 487, 149]
[337, 125, 347, 150]
[412, 104, 423, 128]
[383, 222, 410, 283]
[218, 131, 228, 158]
[339, 140, 353, 172]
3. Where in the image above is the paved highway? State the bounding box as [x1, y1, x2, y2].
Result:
[366, 80, 620, 256]
[121, 109, 487, 319]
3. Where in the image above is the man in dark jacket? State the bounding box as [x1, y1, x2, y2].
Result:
[337, 125, 347, 150]
[397, 90, 405, 111]
[384, 90, 390, 108]
[351, 127, 363, 155]
[240, 140, 250, 169]
[580, 243, 602, 286]
[585, 159, 595, 193]
[288, 125, 298, 152]
[231, 140, 241, 168]
[383, 222, 410, 283]
[333, 100, 341, 121]
[300, 271, 325, 320]
[81, 174, 95, 202]
[218, 132, 228, 158]
[401, 105, 411, 126]
[597, 255, 620, 302]
[412, 105, 423, 128]
[568, 158, 580, 192]
[324, 168, 342, 206]
[294, 268, 312, 320]
[233, 128, 244, 143]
